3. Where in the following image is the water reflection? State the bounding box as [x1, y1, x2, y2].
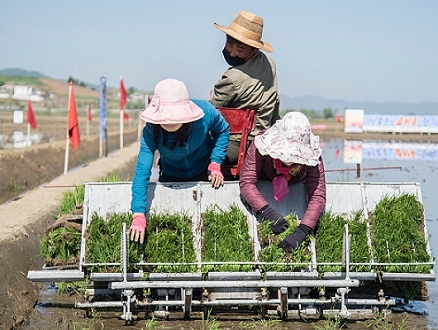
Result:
[322, 139, 438, 329]
[344, 140, 438, 163]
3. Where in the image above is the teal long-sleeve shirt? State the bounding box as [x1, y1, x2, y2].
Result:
[130, 100, 230, 214]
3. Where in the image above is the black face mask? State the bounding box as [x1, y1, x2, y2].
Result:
[222, 48, 246, 66]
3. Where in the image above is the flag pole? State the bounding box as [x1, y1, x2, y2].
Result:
[27, 123, 31, 147]
[64, 137, 70, 174]
[86, 104, 90, 136]
[119, 76, 127, 149]
[99, 77, 108, 158]
[26, 97, 30, 146]
[120, 108, 124, 149]
[64, 83, 73, 174]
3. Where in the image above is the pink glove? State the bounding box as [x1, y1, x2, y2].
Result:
[208, 162, 223, 176]
[129, 213, 147, 243]
[208, 162, 224, 188]
[273, 175, 289, 202]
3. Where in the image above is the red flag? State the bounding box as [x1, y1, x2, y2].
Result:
[68, 82, 81, 150]
[123, 112, 130, 121]
[336, 113, 342, 123]
[120, 77, 127, 110]
[87, 103, 92, 122]
[27, 100, 37, 129]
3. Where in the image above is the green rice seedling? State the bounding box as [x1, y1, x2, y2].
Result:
[311, 315, 346, 329]
[370, 193, 431, 274]
[201, 204, 254, 272]
[346, 211, 371, 272]
[368, 280, 426, 301]
[59, 185, 85, 215]
[57, 280, 87, 295]
[145, 212, 196, 273]
[40, 174, 134, 271]
[315, 211, 370, 275]
[97, 169, 131, 182]
[86, 212, 140, 273]
[366, 313, 409, 330]
[40, 226, 81, 265]
[315, 212, 346, 274]
[59, 171, 129, 216]
[258, 213, 312, 272]
[143, 315, 158, 329]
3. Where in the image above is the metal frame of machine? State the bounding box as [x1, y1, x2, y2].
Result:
[28, 180, 435, 322]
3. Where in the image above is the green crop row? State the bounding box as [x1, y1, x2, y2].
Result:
[316, 193, 431, 275]
[146, 212, 197, 273]
[258, 213, 313, 272]
[316, 210, 370, 274]
[42, 189, 432, 279]
[201, 204, 254, 272]
[371, 194, 430, 273]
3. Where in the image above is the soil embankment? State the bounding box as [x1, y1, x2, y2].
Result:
[0, 140, 139, 329]
[0, 129, 139, 205]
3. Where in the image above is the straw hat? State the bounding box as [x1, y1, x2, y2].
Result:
[254, 112, 322, 166]
[140, 79, 204, 124]
[214, 10, 273, 53]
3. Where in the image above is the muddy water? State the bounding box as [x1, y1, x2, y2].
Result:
[22, 287, 431, 329]
[23, 286, 430, 330]
[21, 138, 438, 330]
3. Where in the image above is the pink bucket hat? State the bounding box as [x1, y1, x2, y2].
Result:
[140, 79, 204, 124]
[254, 112, 322, 166]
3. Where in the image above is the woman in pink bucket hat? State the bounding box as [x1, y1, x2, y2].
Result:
[239, 112, 326, 253]
[128, 78, 230, 243]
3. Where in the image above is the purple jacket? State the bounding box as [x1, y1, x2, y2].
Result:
[239, 140, 326, 229]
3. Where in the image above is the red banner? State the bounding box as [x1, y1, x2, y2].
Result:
[87, 103, 92, 122]
[27, 100, 37, 129]
[120, 77, 127, 110]
[68, 82, 81, 150]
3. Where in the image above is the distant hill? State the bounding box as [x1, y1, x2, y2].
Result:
[0, 68, 46, 78]
[2, 68, 437, 116]
[0, 68, 116, 108]
[280, 94, 438, 116]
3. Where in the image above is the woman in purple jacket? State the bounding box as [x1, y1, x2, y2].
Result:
[239, 112, 326, 252]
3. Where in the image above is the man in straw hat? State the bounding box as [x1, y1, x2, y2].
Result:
[239, 112, 326, 252]
[128, 78, 230, 244]
[210, 10, 280, 165]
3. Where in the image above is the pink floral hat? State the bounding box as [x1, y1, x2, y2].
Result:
[140, 79, 204, 124]
[254, 112, 322, 166]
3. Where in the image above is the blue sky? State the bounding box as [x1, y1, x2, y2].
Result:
[1, 0, 437, 103]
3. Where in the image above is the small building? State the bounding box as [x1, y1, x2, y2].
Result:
[12, 86, 44, 102]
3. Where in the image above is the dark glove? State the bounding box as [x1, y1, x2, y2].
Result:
[260, 205, 289, 234]
[279, 224, 312, 253]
